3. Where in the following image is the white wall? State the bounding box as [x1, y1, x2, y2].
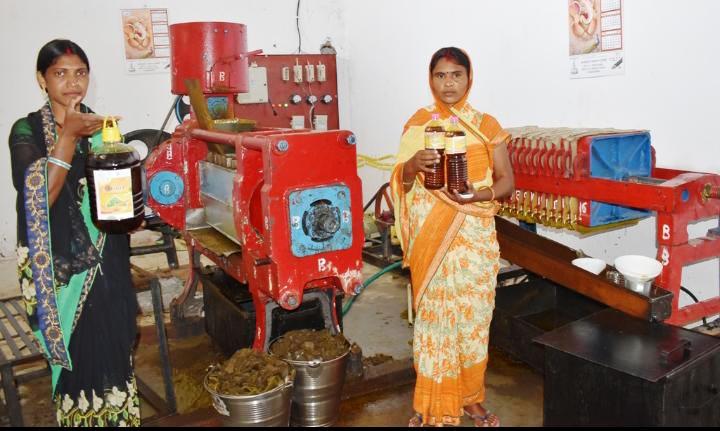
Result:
[1, 0, 718, 320]
[341, 0, 719, 320]
[0, 0, 349, 258]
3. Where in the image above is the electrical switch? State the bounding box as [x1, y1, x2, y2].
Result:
[290, 94, 302, 105]
[291, 116, 305, 129]
[293, 62, 303, 83]
[305, 64, 315, 82]
[306, 95, 318, 105]
[317, 63, 326, 82]
[282, 66, 290, 82]
[321, 94, 333, 104]
[314, 115, 328, 131]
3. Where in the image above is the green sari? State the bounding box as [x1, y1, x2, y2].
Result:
[12, 103, 140, 426]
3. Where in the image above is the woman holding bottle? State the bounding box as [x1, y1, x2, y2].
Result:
[391, 47, 514, 427]
[9, 39, 140, 426]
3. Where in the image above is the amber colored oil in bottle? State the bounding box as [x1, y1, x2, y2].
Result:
[445, 116, 469, 194]
[86, 118, 144, 234]
[423, 113, 445, 190]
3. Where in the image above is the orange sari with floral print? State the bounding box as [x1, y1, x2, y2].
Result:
[390, 59, 509, 426]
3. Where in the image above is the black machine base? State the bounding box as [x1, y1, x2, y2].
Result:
[491, 269, 720, 426]
[200, 266, 344, 356]
[536, 308, 720, 426]
[490, 271, 607, 373]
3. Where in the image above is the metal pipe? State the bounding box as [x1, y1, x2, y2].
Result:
[189, 128, 236, 146]
[129, 243, 175, 256]
[150, 277, 178, 414]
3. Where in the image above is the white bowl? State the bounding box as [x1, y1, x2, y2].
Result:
[614, 255, 663, 282]
[571, 257, 607, 275]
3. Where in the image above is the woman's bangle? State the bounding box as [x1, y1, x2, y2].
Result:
[479, 186, 496, 201]
[48, 156, 72, 171]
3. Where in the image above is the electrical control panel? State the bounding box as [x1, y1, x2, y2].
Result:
[233, 54, 339, 130]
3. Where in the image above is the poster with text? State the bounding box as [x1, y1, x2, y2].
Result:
[569, 0, 624, 79]
[121, 8, 170, 74]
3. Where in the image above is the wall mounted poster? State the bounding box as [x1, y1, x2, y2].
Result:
[569, 0, 624, 79]
[121, 8, 170, 74]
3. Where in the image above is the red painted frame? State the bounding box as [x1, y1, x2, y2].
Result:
[502, 133, 720, 326]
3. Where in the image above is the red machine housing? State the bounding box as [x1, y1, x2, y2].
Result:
[170, 22, 251, 94]
[145, 123, 364, 348]
[149, 21, 362, 349]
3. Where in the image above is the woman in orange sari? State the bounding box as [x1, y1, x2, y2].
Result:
[391, 47, 514, 427]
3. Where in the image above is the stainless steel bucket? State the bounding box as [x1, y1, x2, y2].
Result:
[273, 346, 350, 427]
[204, 372, 293, 427]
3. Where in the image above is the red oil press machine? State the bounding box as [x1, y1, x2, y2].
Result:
[144, 22, 363, 351]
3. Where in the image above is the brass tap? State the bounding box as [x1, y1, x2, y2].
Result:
[567, 197, 580, 230]
[522, 190, 534, 222]
[542, 194, 554, 226]
[702, 183, 720, 202]
[561, 196, 570, 227]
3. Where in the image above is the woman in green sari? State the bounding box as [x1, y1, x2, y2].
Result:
[9, 39, 140, 426]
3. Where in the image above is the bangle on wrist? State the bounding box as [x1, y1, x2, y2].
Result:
[48, 156, 72, 171]
[479, 186, 496, 201]
[402, 162, 416, 186]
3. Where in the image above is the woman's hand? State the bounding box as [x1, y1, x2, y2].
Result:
[47, 97, 122, 207]
[441, 181, 478, 204]
[59, 96, 105, 142]
[405, 149, 441, 177]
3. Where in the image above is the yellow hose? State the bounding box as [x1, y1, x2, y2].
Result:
[357, 154, 395, 171]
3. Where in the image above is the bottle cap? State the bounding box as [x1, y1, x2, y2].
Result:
[102, 117, 122, 143]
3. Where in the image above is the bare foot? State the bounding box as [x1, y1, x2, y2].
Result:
[408, 413, 423, 427]
[463, 403, 500, 427]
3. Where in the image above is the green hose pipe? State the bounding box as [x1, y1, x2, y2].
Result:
[342, 261, 402, 316]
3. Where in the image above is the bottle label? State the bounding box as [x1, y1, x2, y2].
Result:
[425, 132, 445, 150]
[445, 135, 467, 154]
[93, 169, 134, 221]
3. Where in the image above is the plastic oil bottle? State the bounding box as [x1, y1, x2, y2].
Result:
[423, 113, 445, 190]
[445, 116, 470, 195]
[86, 117, 144, 234]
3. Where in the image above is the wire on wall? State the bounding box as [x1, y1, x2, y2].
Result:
[296, 0, 302, 53]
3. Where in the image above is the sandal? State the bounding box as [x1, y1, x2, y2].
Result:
[408, 413, 424, 427]
[463, 408, 500, 427]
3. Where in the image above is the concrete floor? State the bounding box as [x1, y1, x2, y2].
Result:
[336, 345, 543, 427]
[1, 231, 544, 427]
